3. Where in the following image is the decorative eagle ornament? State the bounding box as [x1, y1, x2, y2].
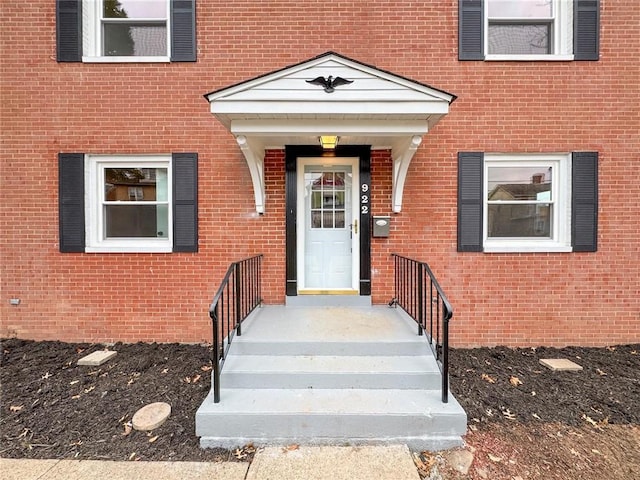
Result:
[306, 75, 353, 93]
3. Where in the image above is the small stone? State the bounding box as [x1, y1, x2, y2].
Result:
[132, 402, 171, 431]
[77, 350, 117, 366]
[476, 467, 488, 479]
[539, 358, 583, 371]
[443, 449, 474, 475]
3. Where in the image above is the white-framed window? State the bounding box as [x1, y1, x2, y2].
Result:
[83, 0, 170, 62]
[85, 155, 172, 252]
[484, 154, 572, 252]
[485, 0, 574, 60]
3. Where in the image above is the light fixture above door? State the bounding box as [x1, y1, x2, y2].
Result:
[319, 135, 339, 150]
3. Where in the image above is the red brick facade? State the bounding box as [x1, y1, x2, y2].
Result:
[1, 1, 638, 346]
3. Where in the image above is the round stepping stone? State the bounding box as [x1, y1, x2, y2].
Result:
[132, 402, 171, 431]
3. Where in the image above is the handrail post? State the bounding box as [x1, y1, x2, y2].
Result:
[442, 315, 449, 403]
[211, 304, 221, 403]
[417, 262, 424, 336]
[234, 262, 242, 336]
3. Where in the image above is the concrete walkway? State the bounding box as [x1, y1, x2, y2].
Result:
[1, 445, 421, 480]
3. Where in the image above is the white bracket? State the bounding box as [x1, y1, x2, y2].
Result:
[392, 135, 422, 213]
[236, 135, 265, 214]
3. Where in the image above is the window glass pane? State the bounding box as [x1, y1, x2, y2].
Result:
[488, 0, 553, 18]
[104, 168, 167, 201]
[104, 0, 166, 19]
[103, 24, 167, 56]
[488, 204, 552, 237]
[155, 204, 169, 238]
[311, 192, 322, 209]
[322, 211, 334, 229]
[487, 166, 552, 201]
[335, 210, 345, 228]
[334, 191, 345, 208]
[311, 211, 322, 228]
[488, 24, 550, 54]
[105, 205, 164, 237]
[310, 172, 322, 190]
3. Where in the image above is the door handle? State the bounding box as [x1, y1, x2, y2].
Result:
[352, 219, 358, 234]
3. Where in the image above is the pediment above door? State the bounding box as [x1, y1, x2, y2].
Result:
[204, 52, 456, 213]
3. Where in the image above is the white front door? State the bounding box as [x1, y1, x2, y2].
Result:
[297, 158, 359, 292]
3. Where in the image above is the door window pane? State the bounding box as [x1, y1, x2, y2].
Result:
[306, 169, 350, 230]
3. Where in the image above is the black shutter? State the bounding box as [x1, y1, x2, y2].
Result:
[56, 0, 82, 62]
[59, 153, 85, 252]
[171, 0, 197, 62]
[574, 0, 600, 61]
[572, 152, 598, 252]
[458, 152, 484, 252]
[172, 153, 198, 252]
[459, 0, 484, 60]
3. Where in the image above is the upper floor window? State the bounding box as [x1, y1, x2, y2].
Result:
[56, 0, 196, 63]
[459, 0, 600, 61]
[487, 0, 567, 57]
[100, 0, 168, 58]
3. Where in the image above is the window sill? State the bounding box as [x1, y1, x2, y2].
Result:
[86, 244, 172, 254]
[82, 56, 171, 63]
[484, 242, 573, 253]
[485, 54, 574, 62]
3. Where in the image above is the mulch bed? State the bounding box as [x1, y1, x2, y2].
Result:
[1, 338, 638, 463]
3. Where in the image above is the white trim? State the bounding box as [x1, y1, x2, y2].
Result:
[85, 154, 173, 253]
[484, 244, 572, 253]
[230, 119, 430, 136]
[485, 54, 573, 61]
[206, 53, 454, 213]
[296, 158, 360, 292]
[82, 56, 170, 63]
[483, 153, 572, 253]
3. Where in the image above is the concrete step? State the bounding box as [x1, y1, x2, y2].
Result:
[196, 388, 467, 450]
[229, 338, 429, 356]
[221, 354, 442, 389]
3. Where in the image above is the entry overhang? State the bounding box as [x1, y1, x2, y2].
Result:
[205, 52, 456, 214]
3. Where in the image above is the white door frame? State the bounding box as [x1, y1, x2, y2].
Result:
[296, 157, 360, 293]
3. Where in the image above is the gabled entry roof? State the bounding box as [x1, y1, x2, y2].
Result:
[205, 52, 455, 213]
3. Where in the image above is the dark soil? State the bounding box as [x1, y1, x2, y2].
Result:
[448, 344, 640, 426]
[1, 339, 639, 477]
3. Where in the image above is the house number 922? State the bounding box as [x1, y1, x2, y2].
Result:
[361, 183, 369, 215]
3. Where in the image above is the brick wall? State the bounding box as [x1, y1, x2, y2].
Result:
[1, 1, 638, 346]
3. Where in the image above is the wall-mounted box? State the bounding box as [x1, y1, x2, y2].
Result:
[372, 216, 391, 237]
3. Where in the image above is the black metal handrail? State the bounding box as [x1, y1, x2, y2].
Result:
[209, 254, 263, 403]
[389, 254, 453, 403]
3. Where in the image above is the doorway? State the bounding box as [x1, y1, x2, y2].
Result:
[285, 145, 371, 298]
[297, 159, 359, 292]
